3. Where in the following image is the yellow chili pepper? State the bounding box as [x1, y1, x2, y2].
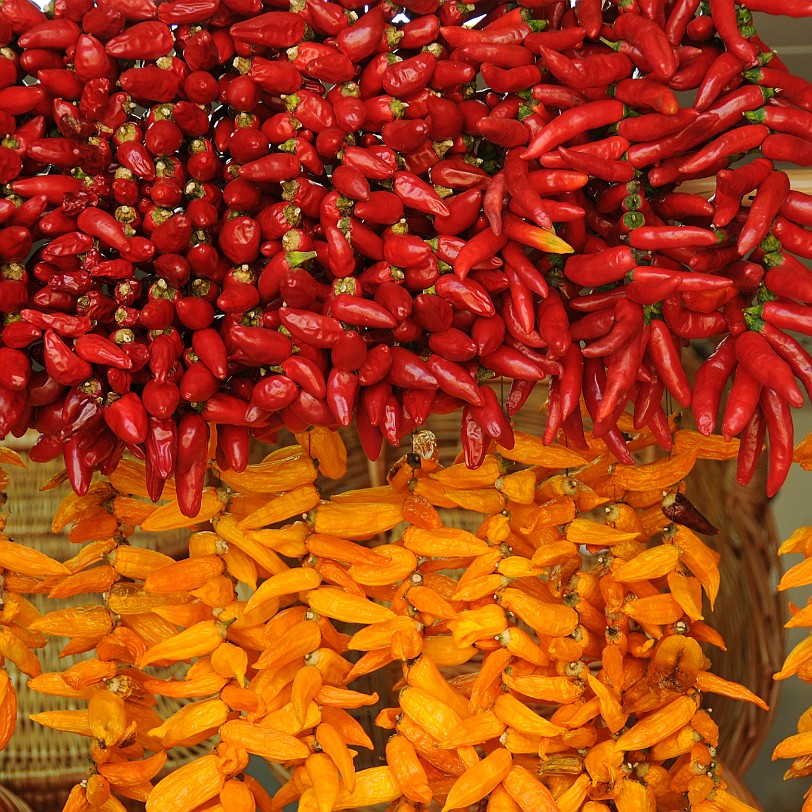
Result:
[615, 695, 698, 752]
[149, 698, 231, 749]
[502, 672, 583, 704]
[220, 718, 310, 761]
[441, 748, 512, 812]
[137, 620, 226, 669]
[386, 735, 432, 805]
[306, 586, 395, 624]
[145, 755, 225, 812]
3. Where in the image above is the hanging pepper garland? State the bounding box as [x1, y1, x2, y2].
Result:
[18, 425, 775, 812]
[0, 0, 807, 508]
[0, 0, 810, 808]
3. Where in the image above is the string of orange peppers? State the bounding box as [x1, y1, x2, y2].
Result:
[0, 422, 774, 811]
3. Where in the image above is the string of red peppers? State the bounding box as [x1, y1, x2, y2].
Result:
[1, 0, 812, 512]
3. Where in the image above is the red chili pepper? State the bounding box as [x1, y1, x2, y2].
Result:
[460, 403, 487, 469]
[779, 190, 812, 229]
[330, 293, 398, 329]
[643, 318, 690, 408]
[737, 172, 790, 256]
[761, 386, 793, 497]
[570, 304, 615, 341]
[582, 356, 634, 463]
[679, 124, 768, 175]
[709, 0, 758, 65]
[531, 84, 588, 112]
[598, 322, 650, 424]
[721, 362, 761, 441]
[436, 274, 496, 317]
[661, 295, 725, 338]
[281, 355, 327, 400]
[425, 354, 484, 406]
[633, 364, 663, 429]
[382, 52, 437, 98]
[734, 329, 804, 409]
[617, 107, 698, 143]
[628, 225, 721, 250]
[694, 51, 745, 112]
[581, 297, 642, 359]
[105, 21, 173, 60]
[452, 227, 507, 280]
[565, 245, 638, 288]
[223, 323, 292, 368]
[433, 189, 483, 236]
[754, 320, 812, 404]
[383, 233, 432, 268]
[75, 334, 132, 370]
[558, 144, 636, 184]
[239, 153, 301, 183]
[613, 77, 679, 115]
[392, 170, 449, 218]
[470, 385, 514, 448]
[487, 341, 562, 380]
[480, 62, 542, 95]
[733, 403, 765, 488]
[330, 330, 367, 373]
[521, 100, 626, 161]
[627, 111, 719, 168]
[665, 0, 701, 44]
[765, 255, 812, 304]
[430, 160, 489, 194]
[103, 392, 148, 445]
[171, 412, 206, 517]
[543, 46, 633, 90]
[613, 11, 679, 81]
[42, 329, 93, 387]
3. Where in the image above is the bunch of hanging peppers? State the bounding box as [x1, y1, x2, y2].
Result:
[0, 0, 807, 510]
[14, 425, 779, 812]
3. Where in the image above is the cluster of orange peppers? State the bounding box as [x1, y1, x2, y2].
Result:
[0, 418, 778, 812]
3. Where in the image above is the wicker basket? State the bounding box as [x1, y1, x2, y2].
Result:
[0, 433, 206, 811]
[0, 787, 32, 812]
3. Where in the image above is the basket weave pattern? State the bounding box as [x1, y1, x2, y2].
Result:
[0, 433, 204, 811]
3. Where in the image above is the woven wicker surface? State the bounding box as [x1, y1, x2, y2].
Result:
[0, 433, 205, 811]
[0, 787, 32, 812]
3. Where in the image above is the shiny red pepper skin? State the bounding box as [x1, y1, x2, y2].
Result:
[646, 319, 692, 407]
[583, 298, 643, 359]
[103, 392, 148, 445]
[761, 386, 794, 497]
[460, 404, 487, 469]
[582, 357, 633, 464]
[175, 412, 208, 517]
[736, 404, 766, 488]
[598, 323, 650, 426]
[756, 320, 812, 404]
[735, 330, 805, 409]
[692, 337, 738, 436]
[759, 300, 812, 337]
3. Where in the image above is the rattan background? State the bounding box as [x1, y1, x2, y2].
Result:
[0, 433, 205, 811]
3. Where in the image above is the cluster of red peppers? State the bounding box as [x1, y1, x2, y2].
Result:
[1, 0, 812, 513]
